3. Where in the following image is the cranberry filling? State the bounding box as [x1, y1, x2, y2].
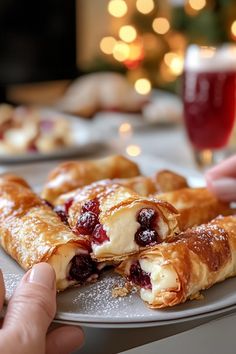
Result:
[64, 198, 74, 214]
[81, 198, 100, 215]
[74, 198, 110, 245]
[68, 254, 97, 283]
[54, 205, 68, 225]
[129, 262, 152, 289]
[135, 228, 159, 247]
[76, 211, 99, 235]
[135, 208, 160, 247]
[137, 208, 157, 228]
[92, 224, 109, 244]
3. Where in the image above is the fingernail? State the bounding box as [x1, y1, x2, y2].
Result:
[27, 263, 55, 289]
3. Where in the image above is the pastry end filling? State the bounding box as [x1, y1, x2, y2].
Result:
[74, 199, 169, 258]
[140, 259, 179, 303]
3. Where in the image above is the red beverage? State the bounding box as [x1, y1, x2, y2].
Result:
[183, 45, 236, 153]
[183, 70, 236, 149]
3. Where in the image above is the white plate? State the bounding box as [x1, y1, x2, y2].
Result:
[0, 110, 106, 163]
[2, 154, 234, 329]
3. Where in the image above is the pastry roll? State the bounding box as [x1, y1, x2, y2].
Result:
[0, 177, 99, 291]
[42, 155, 140, 203]
[117, 215, 236, 308]
[155, 187, 231, 230]
[153, 170, 188, 193]
[60, 181, 179, 261]
[55, 169, 189, 205]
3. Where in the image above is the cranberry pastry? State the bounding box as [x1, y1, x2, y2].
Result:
[117, 215, 236, 308]
[59, 181, 179, 261]
[0, 176, 99, 291]
[155, 187, 232, 231]
[42, 155, 140, 204]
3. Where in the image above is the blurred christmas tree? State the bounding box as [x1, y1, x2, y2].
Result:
[94, 0, 236, 95]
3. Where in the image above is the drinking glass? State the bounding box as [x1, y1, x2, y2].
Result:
[183, 44, 236, 168]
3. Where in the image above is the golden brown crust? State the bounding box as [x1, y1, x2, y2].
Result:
[117, 215, 236, 308]
[0, 180, 90, 271]
[153, 170, 188, 193]
[0, 173, 31, 189]
[155, 187, 231, 230]
[42, 155, 140, 203]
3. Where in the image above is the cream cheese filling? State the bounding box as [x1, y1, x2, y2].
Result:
[139, 258, 179, 303]
[93, 205, 170, 258]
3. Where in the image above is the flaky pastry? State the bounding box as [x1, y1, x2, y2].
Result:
[117, 215, 236, 308]
[0, 177, 99, 291]
[42, 155, 140, 204]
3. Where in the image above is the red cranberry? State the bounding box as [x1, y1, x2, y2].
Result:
[64, 198, 74, 214]
[76, 211, 98, 235]
[129, 262, 151, 289]
[135, 228, 159, 247]
[92, 224, 109, 244]
[27, 142, 38, 152]
[68, 254, 97, 283]
[54, 205, 68, 225]
[137, 208, 157, 228]
[81, 198, 100, 215]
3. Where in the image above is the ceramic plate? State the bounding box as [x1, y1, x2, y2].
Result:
[2, 155, 235, 328]
[0, 110, 106, 164]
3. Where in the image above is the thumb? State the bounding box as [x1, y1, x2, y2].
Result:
[3, 263, 56, 345]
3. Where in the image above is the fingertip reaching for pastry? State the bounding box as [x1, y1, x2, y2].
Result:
[205, 155, 236, 202]
[206, 175, 236, 202]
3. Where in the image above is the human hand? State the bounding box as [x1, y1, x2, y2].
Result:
[205, 155, 236, 202]
[0, 263, 84, 354]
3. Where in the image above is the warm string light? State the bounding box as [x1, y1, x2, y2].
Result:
[136, 0, 155, 14]
[102, 0, 183, 88]
[134, 78, 151, 95]
[188, 0, 206, 11]
[108, 0, 128, 18]
[100, 36, 117, 54]
[126, 144, 141, 157]
[119, 25, 137, 43]
[119, 122, 133, 138]
[113, 41, 130, 61]
[152, 17, 170, 35]
[231, 20, 236, 39]
[164, 52, 184, 76]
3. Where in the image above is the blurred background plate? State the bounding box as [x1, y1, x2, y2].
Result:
[0, 110, 107, 164]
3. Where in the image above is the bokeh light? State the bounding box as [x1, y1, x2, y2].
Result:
[231, 21, 236, 38]
[100, 36, 117, 54]
[126, 144, 141, 157]
[134, 78, 151, 95]
[113, 41, 130, 61]
[108, 0, 128, 18]
[188, 0, 206, 11]
[119, 26, 137, 43]
[136, 0, 155, 14]
[119, 122, 133, 137]
[152, 17, 170, 35]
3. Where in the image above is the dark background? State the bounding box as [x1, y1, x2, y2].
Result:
[0, 0, 78, 93]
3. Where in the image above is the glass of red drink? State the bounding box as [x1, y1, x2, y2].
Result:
[183, 44, 236, 167]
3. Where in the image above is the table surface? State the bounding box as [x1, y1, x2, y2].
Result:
[1, 113, 235, 354]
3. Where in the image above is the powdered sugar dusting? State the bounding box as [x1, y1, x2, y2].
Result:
[57, 271, 145, 318]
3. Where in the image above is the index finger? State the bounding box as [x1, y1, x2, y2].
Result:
[205, 155, 236, 179]
[0, 270, 5, 311]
